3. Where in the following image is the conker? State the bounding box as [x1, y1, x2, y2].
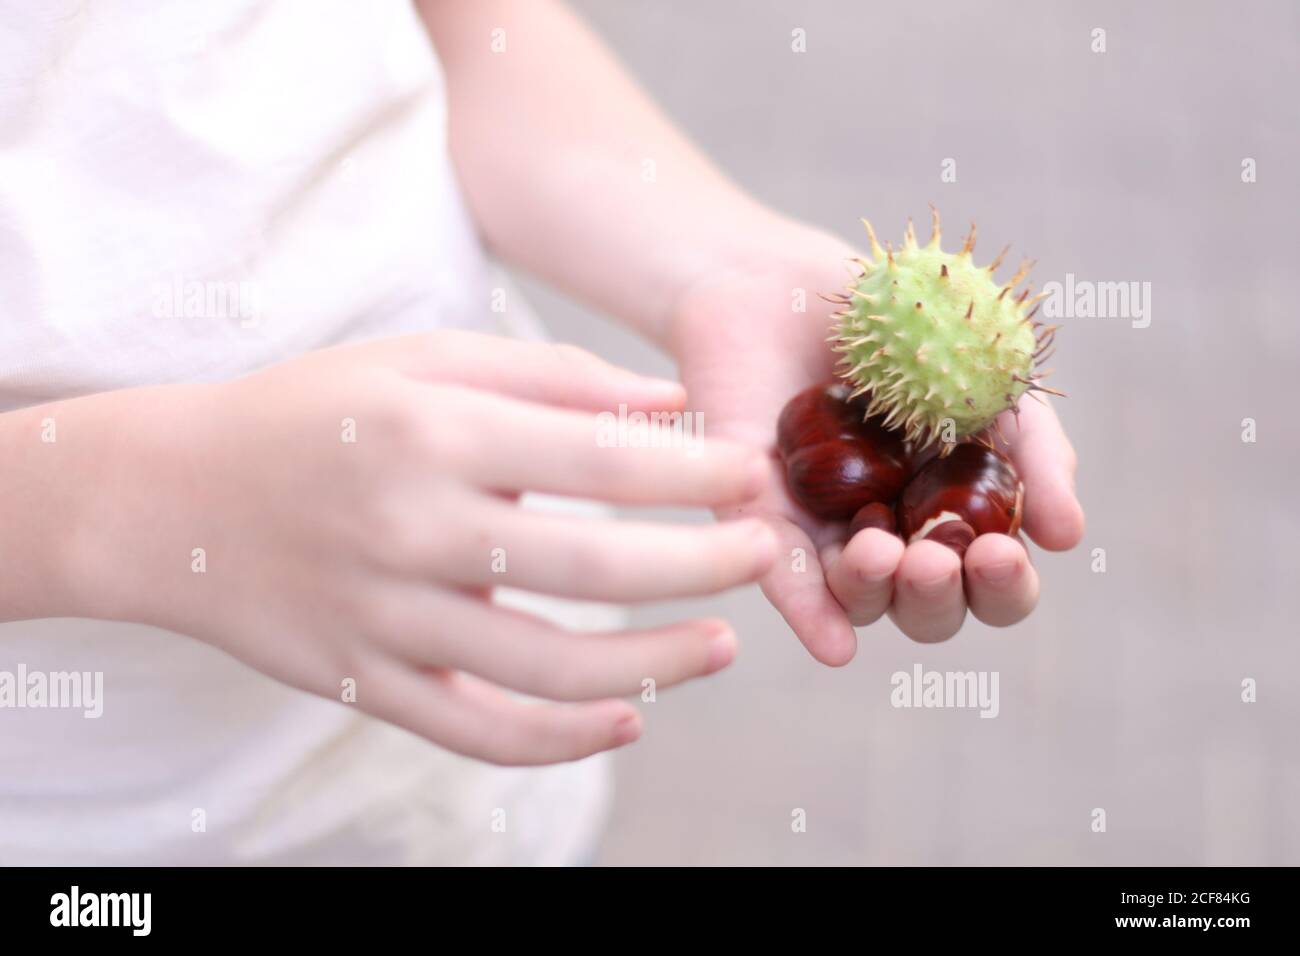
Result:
[923, 519, 977, 559]
[778, 383, 912, 522]
[896, 443, 1024, 546]
[786, 440, 887, 521]
[848, 502, 897, 538]
[776, 382, 867, 458]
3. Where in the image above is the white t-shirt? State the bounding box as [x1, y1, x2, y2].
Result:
[0, 0, 610, 865]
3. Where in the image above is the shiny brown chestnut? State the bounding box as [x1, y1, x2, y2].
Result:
[778, 383, 913, 521]
[776, 382, 868, 459]
[896, 443, 1024, 547]
[847, 501, 897, 538]
[786, 439, 887, 521]
[923, 519, 977, 559]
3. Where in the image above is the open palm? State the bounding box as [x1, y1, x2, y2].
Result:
[669, 252, 1085, 662]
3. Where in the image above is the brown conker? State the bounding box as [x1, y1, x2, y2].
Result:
[847, 501, 897, 538]
[778, 383, 912, 521]
[776, 382, 867, 459]
[923, 519, 977, 559]
[896, 443, 1024, 546]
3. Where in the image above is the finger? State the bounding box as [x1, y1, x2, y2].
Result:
[360, 329, 687, 413]
[889, 539, 967, 643]
[363, 658, 642, 766]
[756, 517, 858, 666]
[384, 590, 738, 701]
[444, 386, 767, 507]
[1000, 397, 1084, 551]
[439, 499, 778, 602]
[964, 533, 1039, 626]
[824, 528, 905, 626]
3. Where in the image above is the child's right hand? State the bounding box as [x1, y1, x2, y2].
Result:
[64, 331, 776, 764]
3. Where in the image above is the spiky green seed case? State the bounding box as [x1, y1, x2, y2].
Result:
[828, 209, 1057, 447]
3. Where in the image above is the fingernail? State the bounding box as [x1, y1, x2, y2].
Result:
[641, 377, 685, 398]
[977, 560, 1019, 585]
[911, 569, 957, 597]
[858, 554, 897, 585]
[704, 625, 737, 673]
[614, 713, 642, 745]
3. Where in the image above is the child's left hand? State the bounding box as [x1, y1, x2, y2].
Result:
[668, 244, 1086, 661]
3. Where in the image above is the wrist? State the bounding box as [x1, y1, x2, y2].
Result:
[24, 383, 217, 629]
[662, 215, 858, 354]
[0, 396, 116, 622]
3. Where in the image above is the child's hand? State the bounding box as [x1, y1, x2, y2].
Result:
[415, 0, 1075, 661]
[71, 331, 776, 764]
[668, 244, 1085, 662]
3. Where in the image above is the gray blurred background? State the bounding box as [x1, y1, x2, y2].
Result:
[512, 0, 1300, 864]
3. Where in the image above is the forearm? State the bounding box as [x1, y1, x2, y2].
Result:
[0, 399, 105, 622]
[417, 0, 838, 346]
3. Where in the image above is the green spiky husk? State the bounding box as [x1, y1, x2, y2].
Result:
[830, 210, 1054, 447]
